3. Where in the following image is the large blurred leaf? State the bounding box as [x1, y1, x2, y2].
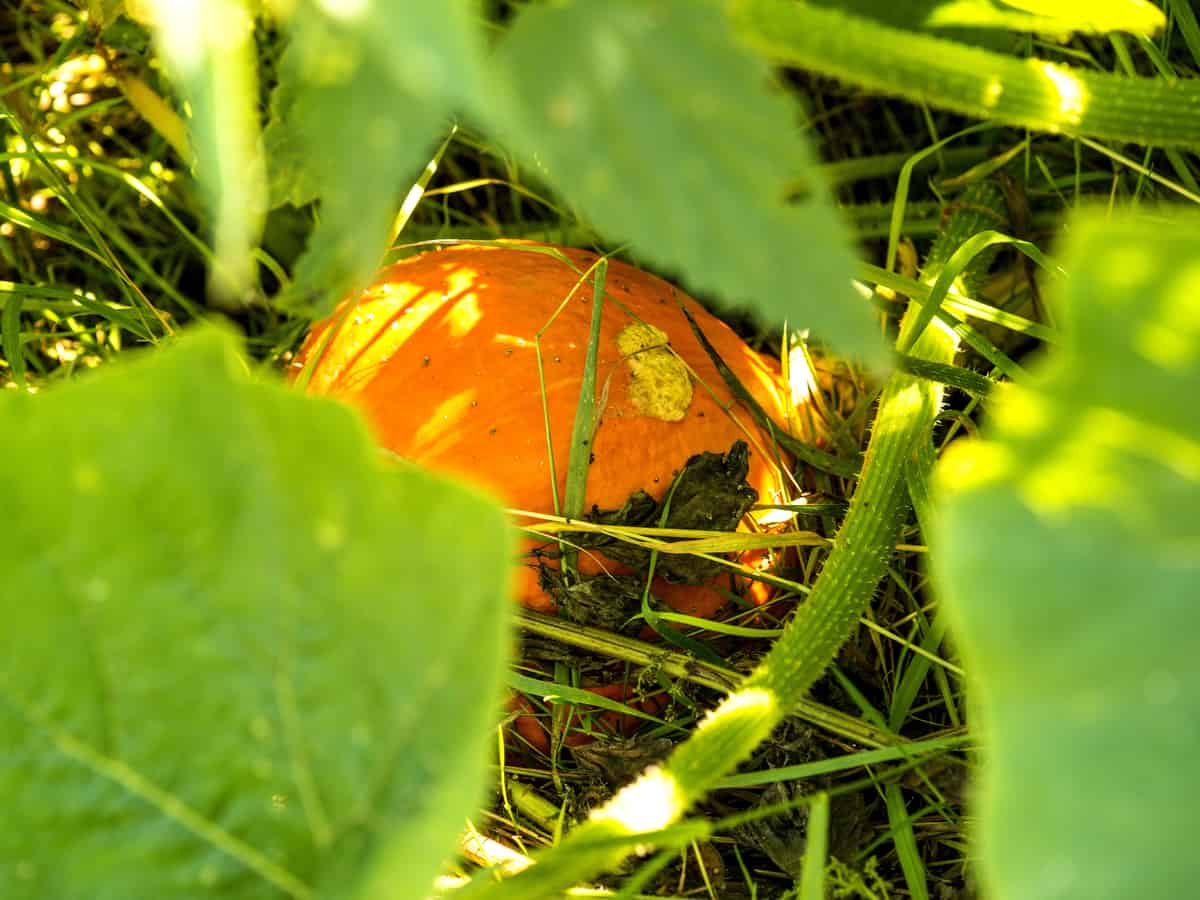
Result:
[141, 0, 266, 306]
[265, 0, 483, 313]
[932, 214, 1200, 899]
[485, 0, 884, 365]
[0, 330, 513, 899]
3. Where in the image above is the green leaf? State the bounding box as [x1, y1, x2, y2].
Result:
[798, 791, 830, 900]
[265, 0, 484, 313]
[141, 0, 266, 306]
[0, 329, 513, 899]
[732, 0, 1200, 148]
[932, 212, 1200, 899]
[486, 0, 884, 365]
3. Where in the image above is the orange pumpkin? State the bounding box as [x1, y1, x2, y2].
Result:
[293, 242, 810, 620]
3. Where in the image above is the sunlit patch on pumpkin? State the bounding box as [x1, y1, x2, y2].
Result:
[445, 291, 483, 338]
[617, 322, 693, 422]
[335, 289, 449, 392]
[493, 333, 533, 349]
[410, 388, 479, 460]
[304, 281, 452, 395]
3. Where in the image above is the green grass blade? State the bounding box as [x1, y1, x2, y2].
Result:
[798, 791, 830, 900]
[885, 783, 929, 900]
[899, 230, 1044, 353]
[1, 281, 25, 390]
[895, 355, 993, 397]
[731, 0, 1200, 148]
[718, 733, 970, 788]
[1166, 0, 1200, 69]
[507, 672, 671, 730]
[562, 259, 606, 519]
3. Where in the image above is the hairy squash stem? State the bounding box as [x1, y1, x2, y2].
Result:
[729, 0, 1200, 148]
[461, 184, 1005, 896]
[516, 609, 897, 749]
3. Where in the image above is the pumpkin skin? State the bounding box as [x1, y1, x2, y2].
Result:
[294, 242, 804, 618]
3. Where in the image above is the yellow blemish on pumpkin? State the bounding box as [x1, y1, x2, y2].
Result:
[616, 323, 692, 422]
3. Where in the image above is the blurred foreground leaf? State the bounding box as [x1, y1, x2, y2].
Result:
[0, 330, 513, 899]
[265, 0, 483, 314]
[933, 213, 1200, 899]
[142, 0, 266, 306]
[486, 0, 884, 365]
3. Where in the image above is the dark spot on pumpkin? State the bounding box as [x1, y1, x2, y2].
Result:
[489, 427, 498, 436]
[697, 410, 705, 417]
[589, 453, 595, 464]
[504, 348, 514, 357]
[422, 355, 431, 367]
[554, 356, 561, 363]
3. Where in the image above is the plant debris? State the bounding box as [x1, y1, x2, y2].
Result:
[538, 440, 759, 627]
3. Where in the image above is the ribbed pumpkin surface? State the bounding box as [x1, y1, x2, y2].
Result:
[294, 243, 803, 617]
